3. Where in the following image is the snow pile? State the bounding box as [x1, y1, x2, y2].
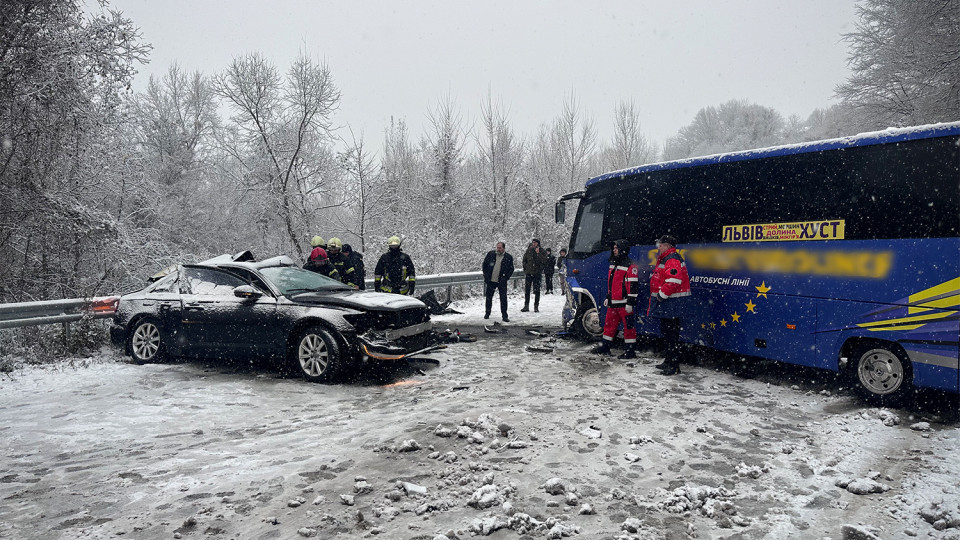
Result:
[656, 485, 748, 527]
[919, 499, 960, 531]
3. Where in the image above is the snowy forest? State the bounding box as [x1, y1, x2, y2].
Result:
[1, 0, 958, 307]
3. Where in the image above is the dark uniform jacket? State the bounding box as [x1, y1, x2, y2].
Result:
[329, 252, 359, 288]
[303, 260, 341, 282]
[374, 248, 416, 295]
[347, 251, 366, 289]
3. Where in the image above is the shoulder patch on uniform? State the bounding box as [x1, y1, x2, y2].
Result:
[670, 268, 678, 275]
[630, 267, 638, 275]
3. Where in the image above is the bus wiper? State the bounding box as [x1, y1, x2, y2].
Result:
[286, 287, 324, 294]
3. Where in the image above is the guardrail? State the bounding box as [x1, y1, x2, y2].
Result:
[0, 271, 527, 332]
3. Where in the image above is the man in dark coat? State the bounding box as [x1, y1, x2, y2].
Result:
[521, 238, 548, 312]
[482, 241, 515, 322]
[342, 244, 365, 290]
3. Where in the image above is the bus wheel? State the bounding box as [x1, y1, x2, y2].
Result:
[851, 343, 913, 406]
[572, 301, 603, 340]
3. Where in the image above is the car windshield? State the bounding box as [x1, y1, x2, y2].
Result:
[260, 266, 352, 295]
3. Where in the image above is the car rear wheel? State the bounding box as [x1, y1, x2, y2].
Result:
[129, 318, 165, 364]
[292, 326, 342, 383]
[851, 342, 913, 406]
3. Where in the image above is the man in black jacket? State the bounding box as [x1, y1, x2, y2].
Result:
[482, 241, 515, 322]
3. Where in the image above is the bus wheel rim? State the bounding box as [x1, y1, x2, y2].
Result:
[857, 348, 904, 395]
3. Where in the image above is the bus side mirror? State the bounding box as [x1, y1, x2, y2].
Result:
[555, 201, 566, 224]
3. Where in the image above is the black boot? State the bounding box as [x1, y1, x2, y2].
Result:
[592, 342, 611, 355]
[521, 306, 529, 312]
[618, 345, 636, 360]
[659, 365, 681, 376]
[654, 362, 668, 369]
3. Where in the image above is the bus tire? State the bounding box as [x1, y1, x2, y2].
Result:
[572, 300, 603, 341]
[850, 342, 913, 406]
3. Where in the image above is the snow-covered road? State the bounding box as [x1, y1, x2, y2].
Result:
[1, 292, 958, 539]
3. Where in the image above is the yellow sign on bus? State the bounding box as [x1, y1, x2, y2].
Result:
[722, 220, 845, 242]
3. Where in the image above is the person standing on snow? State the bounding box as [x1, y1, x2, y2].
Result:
[482, 241, 515, 322]
[374, 236, 416, 295]
[326, 237, 360, 288]
[342, 244, 365, 290]
[557, 248, 568, 294]
[648, 234, 691, 376]
[543, 248, 556, 294]
[521, 238, 548, 312]
[592, 239, 640, 359]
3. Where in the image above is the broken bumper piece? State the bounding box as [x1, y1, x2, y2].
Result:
[359, 338, 447, 361]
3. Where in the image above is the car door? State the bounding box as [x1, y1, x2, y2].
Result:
[178, 266, 280, 358]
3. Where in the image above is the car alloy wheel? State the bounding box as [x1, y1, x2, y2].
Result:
[130, 319, 163, 363]
[293, 326, 341, 383]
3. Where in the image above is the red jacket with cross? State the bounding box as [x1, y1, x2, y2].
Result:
[650, 247, 691, 300]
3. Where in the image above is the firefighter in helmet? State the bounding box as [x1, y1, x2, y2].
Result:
[327, 237, 359, 288]
[374, 236, 416, 295]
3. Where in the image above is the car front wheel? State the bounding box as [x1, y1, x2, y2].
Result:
[129, 318, 165, 364]
[292, 326, 342, 383]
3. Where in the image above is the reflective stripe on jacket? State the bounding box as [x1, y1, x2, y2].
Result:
[649, 248, 691, 300]
[607, 260, 640, 307]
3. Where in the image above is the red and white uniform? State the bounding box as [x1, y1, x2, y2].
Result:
[649, 247, 691, 301]
[602, 259, 640, 343]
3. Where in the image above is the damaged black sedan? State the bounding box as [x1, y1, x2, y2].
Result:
[110, 252, 439, 382]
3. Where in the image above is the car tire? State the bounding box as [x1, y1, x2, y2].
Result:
[128, 318, 166, 364]
[851, 342, 913, 406]
[572, 300, 603, 341]
[291, 326, 342, 383]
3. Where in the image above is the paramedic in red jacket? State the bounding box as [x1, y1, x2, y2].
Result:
[648, 234, 691, 375]
[592, 239, 641, 359]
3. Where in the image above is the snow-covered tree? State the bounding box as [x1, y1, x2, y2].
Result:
[836, 0, 960, 128]
[598, 99, 656, 171]
[477, 92, 525, 235]
[663, 99, 786, 160]
[0, 0, 150, 300]
[213, 52, 341, 257]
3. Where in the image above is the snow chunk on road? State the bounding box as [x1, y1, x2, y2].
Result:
[919, 499, 960, 530]
[542, 477, 569, 495]
[736, 462, 769, 479]
[835, 477, 890, 495]
[659, 485, 737, 516]
[468, 484, 506, 509]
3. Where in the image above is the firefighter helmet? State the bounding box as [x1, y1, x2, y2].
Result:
[311, 235, 325, 248]
[387, 235, 402, 247]
[327, 237, 342, 250]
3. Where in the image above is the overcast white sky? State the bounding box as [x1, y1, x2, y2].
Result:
[106, 0, 859, 146]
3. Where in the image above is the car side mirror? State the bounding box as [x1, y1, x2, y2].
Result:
[233, 285, 263, 299]
[555, 201, 566, 224]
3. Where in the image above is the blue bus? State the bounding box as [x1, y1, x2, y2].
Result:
[555, 122, 960, 405]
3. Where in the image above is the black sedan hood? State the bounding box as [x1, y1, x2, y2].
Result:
[291, 290, 426, 312]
